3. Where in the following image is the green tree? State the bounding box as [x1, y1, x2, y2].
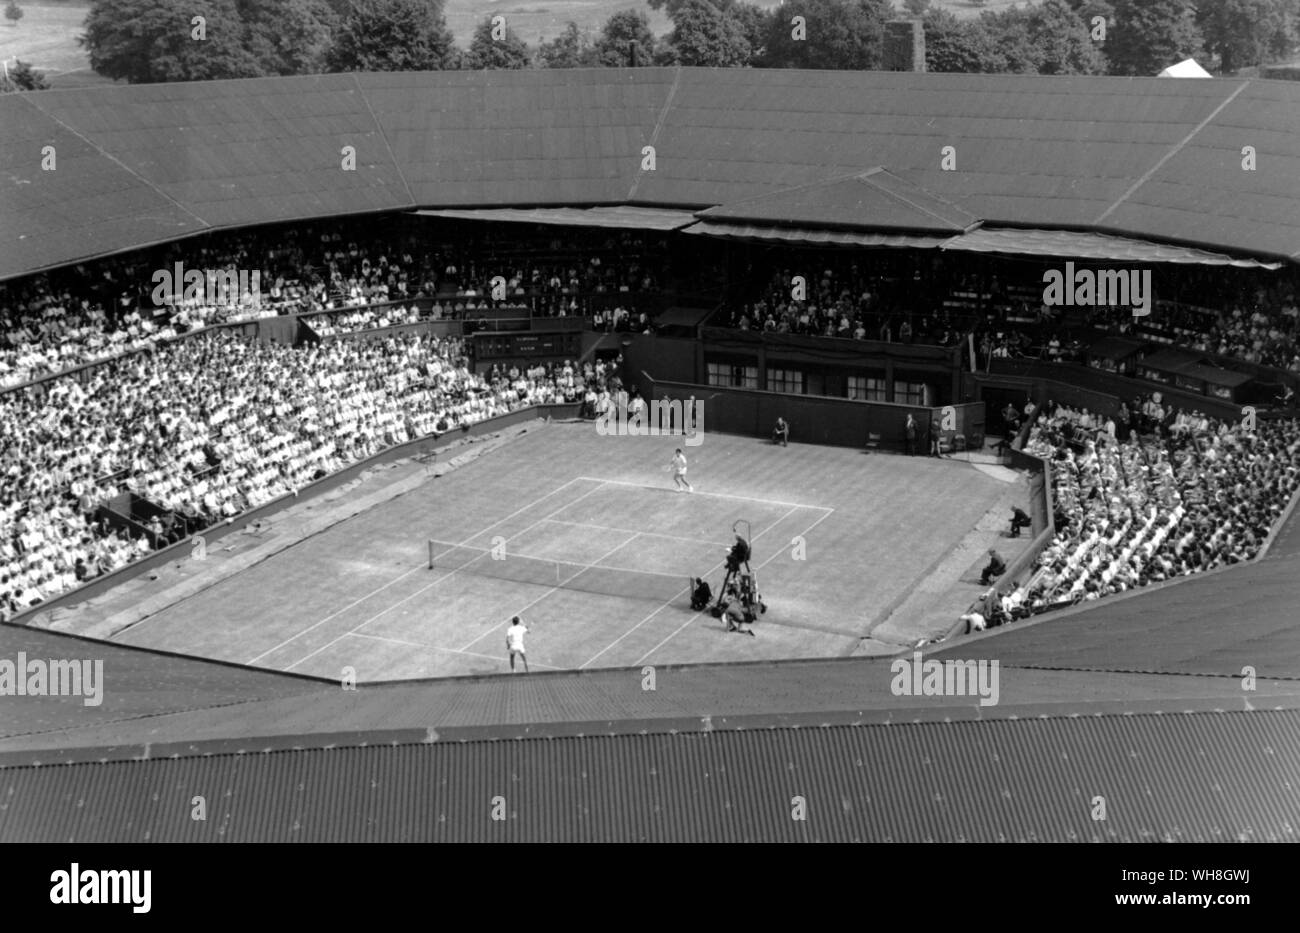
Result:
[645, 0, 766, 57]
[81, 0, 266, 83]
[594, 10, 657, 66]
[1197, 0, 1293, 72]
[922, 7, 1003, 72]
[238, 0, 336, 76]
[1107, 0, 1202, 75]
[975, 8, 1044, 72]
[759, 0, 896, 70]
[325, 0, 456, 72]
[536, 21, 599, 68]
[729, 1, 768, 58]
[1, 59, 49, 91]
[660, 0, 752, 65]
[1059, 0, 1116, 22]
[1027, 0, 1107, 73]
[5, 1, 23, 26]
[463, 16, 531, 69]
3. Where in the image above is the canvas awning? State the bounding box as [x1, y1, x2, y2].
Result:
[1088, 336, 1145, 361]
[681, 221, 951, 248]
[415, 206, 698, 231]
[941, 228, 1282, 269]
[655, 306, 716, 328]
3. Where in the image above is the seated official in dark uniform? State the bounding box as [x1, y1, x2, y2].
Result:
[690, 577, 712, 611]
[980, 548, 1007, 585]
[772, 417, 789, 446]
[1009, 507, 1032, 538]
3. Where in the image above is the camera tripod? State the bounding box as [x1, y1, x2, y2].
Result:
[711, 520, 767, 626]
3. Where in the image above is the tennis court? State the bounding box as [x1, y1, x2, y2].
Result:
[109, 423, 1016, 680]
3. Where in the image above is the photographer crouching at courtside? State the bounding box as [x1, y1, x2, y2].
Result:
[718, 585, 756, 636]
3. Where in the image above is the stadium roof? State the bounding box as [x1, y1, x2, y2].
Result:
[4, 68, 1300, 281]
[696, 168, 979, 233]
[2, 710, 1296, 842]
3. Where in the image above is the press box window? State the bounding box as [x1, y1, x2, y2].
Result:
[707, 362, 758, 389]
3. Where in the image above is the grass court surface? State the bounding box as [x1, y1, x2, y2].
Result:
[112, 423, 1011, 680]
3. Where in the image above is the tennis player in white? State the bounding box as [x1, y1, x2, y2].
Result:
[670, 448, 693, 492]
[505, 615, 529, 673]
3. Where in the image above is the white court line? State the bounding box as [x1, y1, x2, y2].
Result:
[541, 518, 722, 545]
[288, 631, 561, 672]
[248, 475, 592, 665]
[282, 478, 613, 671]
[457, 523, 643, 652]
[580, 505, 802, 669]
[630, 506, 838, 666]
[577, 476, 834, 512]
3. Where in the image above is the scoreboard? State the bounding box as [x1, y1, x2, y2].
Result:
[473, 330, 583, 361]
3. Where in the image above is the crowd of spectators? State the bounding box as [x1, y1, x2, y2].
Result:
[0, 287, 182, 389]
[970, 398, 1300, 628]
[307, 303, 424, 337]
[712, 253, 1300, 393]
[0, 323, 607, 621]
[719, 260, 966, 347]
[0, 221, 668, 391]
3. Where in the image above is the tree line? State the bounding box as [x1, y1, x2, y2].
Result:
[5, 0, 1300, 89]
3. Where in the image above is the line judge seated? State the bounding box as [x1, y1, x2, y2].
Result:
[979, 548, 1007, 586]
[772, 417, 789, 446]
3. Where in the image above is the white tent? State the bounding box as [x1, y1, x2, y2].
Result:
[1158, 58, 1213, 78]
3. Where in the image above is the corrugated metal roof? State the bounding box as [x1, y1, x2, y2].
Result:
[2, 711, 1295, 842]
[944, 227, 1282, 268]
[416, 206, 697, 230]
[682, 221, 950, 247]
[6, 68, 1300, 280]
[698, 168, 977, 232]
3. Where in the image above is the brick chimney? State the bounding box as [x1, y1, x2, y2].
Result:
[884, 20, 926, 73]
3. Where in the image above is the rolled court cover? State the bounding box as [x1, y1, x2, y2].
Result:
[428, 541, 691, 603]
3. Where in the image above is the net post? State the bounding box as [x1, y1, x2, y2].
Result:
[428, 539, 435, 570]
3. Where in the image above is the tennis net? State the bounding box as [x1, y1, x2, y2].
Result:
[428, 540, 692, 603]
